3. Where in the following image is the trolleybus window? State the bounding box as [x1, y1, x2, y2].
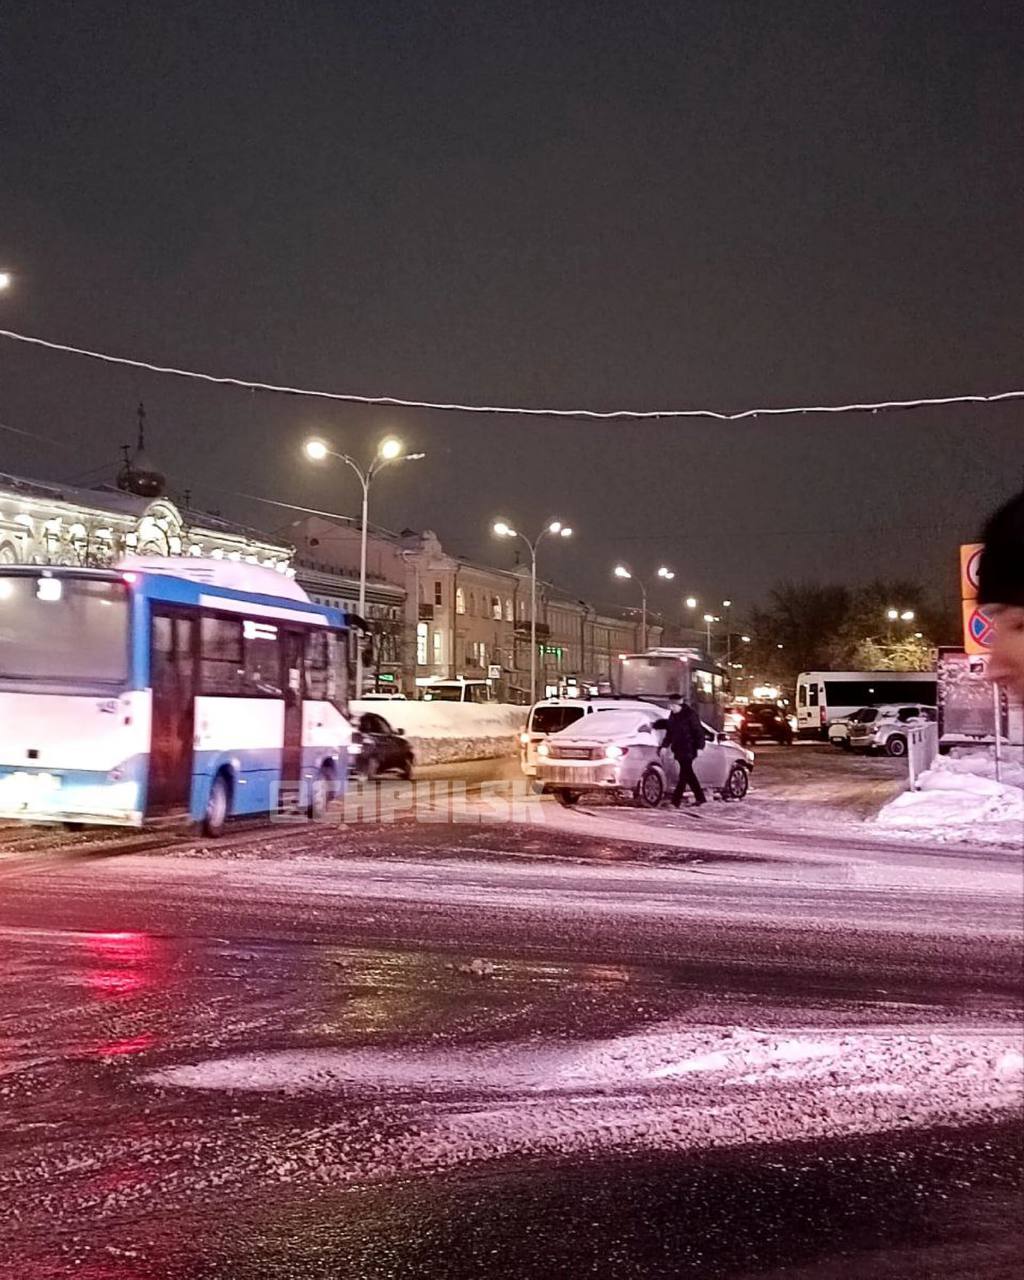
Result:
[0, 575, 128, 685]
[243, 620, 283, 697]
[199, 616, 245, 695]
[305, 629, 347, 706]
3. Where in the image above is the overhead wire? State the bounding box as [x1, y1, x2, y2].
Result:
[0, 418, 67, 449]
[2, 327, 1022, 422]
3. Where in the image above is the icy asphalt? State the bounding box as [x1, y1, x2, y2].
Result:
[0, 747, 1021, 1278]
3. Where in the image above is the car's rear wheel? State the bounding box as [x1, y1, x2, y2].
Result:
[635, 767, 665, 808]
[886, 735, 908, 758]
[554, 788, 580, 807]
[724, 763, 750, 800]
[400, 755, 415, 781]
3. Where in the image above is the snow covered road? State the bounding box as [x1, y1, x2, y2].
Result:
[0, 767, 1020, 1276]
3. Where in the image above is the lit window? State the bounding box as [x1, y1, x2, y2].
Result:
[504, 597, 513, 622]
[432, 630, 443, 664]
[416, 621, 428, 665]
[456, 587, 466, 615]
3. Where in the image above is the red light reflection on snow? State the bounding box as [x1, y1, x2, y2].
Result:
[79, 931, 161, 1002]
[93, 1031, 156, 1058]
[84, 930, 156, 966]
[73, 930, 167, 1059]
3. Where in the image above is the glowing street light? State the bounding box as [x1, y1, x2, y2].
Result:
[303, 434, 424, 693]
[685, 596, 698, 609]
[494, 518, 574, 701]
[0, 270, 12, 292]
[702, 612, 721, 652]
[900, 609, 916, 622]
[613, 564, 676, 649]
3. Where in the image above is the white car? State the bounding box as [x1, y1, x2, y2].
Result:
[827, 706, 875, 749]
[519, 696, 672, 777]
[535, 707, 755, 807]
[846, 704, 937, 757]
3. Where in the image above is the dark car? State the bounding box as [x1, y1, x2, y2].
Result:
[738, 702, 794, 747]
[354, 712, 415, 780]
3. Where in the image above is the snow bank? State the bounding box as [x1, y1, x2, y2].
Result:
[351, 700, 526, 766]
[143, 1023, 1023, 1181]
[878, 748, 1024, 848]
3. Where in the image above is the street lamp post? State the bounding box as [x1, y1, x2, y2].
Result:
[682, 596, 700, 644]
[494, 519, 572, 702]
[722, 599, 733, 667]
[305, 435, 425, 696]
[613, 565, 674, 650]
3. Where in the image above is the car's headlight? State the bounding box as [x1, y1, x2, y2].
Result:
[604, 744, 627, 759]
[519, 732, 531, 745]
[537, 742, 550, 757]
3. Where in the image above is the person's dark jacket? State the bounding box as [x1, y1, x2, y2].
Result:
[660, 705, 706, 762]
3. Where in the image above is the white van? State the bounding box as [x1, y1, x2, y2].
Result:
[419, 678, 495, 704]
[519, 696, 667, 777]
[795, 671, 937, 738]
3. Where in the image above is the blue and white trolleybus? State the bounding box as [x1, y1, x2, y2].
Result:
[0, 558, 355, 832]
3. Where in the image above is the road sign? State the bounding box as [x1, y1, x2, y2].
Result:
[487, 664, 502, 679]
[963, 601, 996, 655]
[960, 543, 983, 602]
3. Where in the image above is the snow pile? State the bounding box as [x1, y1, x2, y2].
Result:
[351, 700, 526, 765]
[143, 1023, 1023, 1182]
[877, 749, 1023, 848]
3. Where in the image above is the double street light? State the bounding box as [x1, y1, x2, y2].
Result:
[494, 519, 572, 703]
[304, 435, 425, 694]
[686, 596, 735, 657]
[885, 606, 917, 646]
[613, 564, 674, 650]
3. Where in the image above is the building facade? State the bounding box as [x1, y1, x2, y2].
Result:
[0, 472, 292, 573]
[286, 515, 657, 699]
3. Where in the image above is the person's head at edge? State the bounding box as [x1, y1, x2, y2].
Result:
[978, 486, 1024, 700]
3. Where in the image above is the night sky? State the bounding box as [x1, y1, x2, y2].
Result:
[2, 1, 1022, 618]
